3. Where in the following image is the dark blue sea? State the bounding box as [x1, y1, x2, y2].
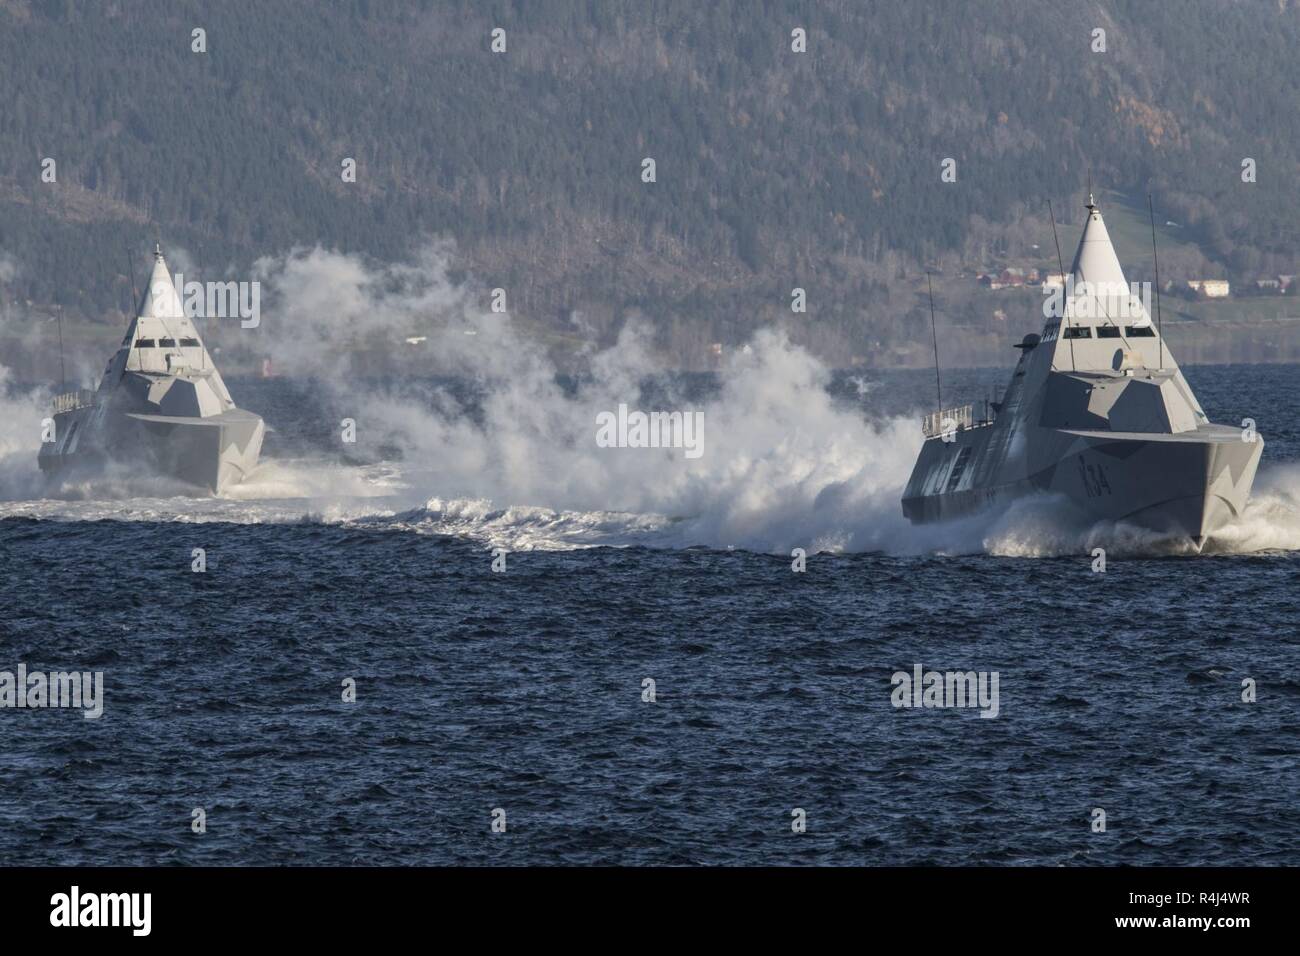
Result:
[1, 362, 1297, 865]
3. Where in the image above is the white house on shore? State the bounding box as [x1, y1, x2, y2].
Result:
[1187, 279, 1230, 298]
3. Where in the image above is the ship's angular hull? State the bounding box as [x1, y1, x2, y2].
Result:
[902, 424, 1262, 547]
[122, 409, 265, 493]
[38, 401, 264, 495]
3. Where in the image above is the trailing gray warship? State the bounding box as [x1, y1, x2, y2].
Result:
[902, 197, 1262, 549]
[37, 246, 264, 493]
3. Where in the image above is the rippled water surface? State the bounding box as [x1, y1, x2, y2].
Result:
[1, 364, 1297, 864]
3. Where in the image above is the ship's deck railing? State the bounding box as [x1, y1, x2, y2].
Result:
[51, 389, 98, 415]
[922, 404, 986, 439]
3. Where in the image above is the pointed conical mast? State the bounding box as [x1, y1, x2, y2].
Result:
[98, 243, 229, 400]
[1070, 193, 1128, 290]
[136, 243, 185, 321]
[1051, 193, 1183, 380]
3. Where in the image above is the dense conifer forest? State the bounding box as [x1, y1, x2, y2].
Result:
[2, 0, 1299, 366]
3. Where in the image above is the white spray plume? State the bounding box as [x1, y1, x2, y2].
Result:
[3, 240, 1299, 558]
[237, 241, 936, 551]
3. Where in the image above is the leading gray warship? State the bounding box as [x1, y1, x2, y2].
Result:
[902, 197, 1262, 549]
[37, 246, 264, 493]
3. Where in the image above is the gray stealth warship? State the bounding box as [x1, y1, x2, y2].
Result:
[37, 246, 264, 493]
[902, 197, 1262, 549]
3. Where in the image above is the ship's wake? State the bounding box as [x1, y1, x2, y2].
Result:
[5, 414, 1299, 559]
[7, 413, 1299, 560]
[2, 241, 1298, 558]
[1202, 464, 1300, 553]
[973, 464, 1300, 558]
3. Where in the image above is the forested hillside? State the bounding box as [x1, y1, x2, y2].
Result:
[3, 0, 1300, 367]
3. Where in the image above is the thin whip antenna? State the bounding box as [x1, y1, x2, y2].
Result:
[1148, 194, 1165, 371]
[123, 242, 141, 374]
[1048, 200, 1075, 372]
[56, 305, 66, 392]
[124, 243, 139, 322]
[926, 272, 942, 415]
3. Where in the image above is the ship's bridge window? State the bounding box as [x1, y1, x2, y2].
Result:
[1096, 326, 1122, 338]
[1125, 326, 1156, 337]
[1063, 326, 1092, 339]
[180, 338, 201, 348]
[135, 339, 157, 348]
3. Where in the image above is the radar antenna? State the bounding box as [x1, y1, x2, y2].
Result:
[926, 272, 942, 416]
[1048, 200, 1075, 372]
[1148, 195, 1166, 371]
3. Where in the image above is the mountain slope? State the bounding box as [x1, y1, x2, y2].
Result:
[2, 0, 1299, 365]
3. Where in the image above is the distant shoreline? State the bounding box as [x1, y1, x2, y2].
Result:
[6, 316, 1300, 382]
